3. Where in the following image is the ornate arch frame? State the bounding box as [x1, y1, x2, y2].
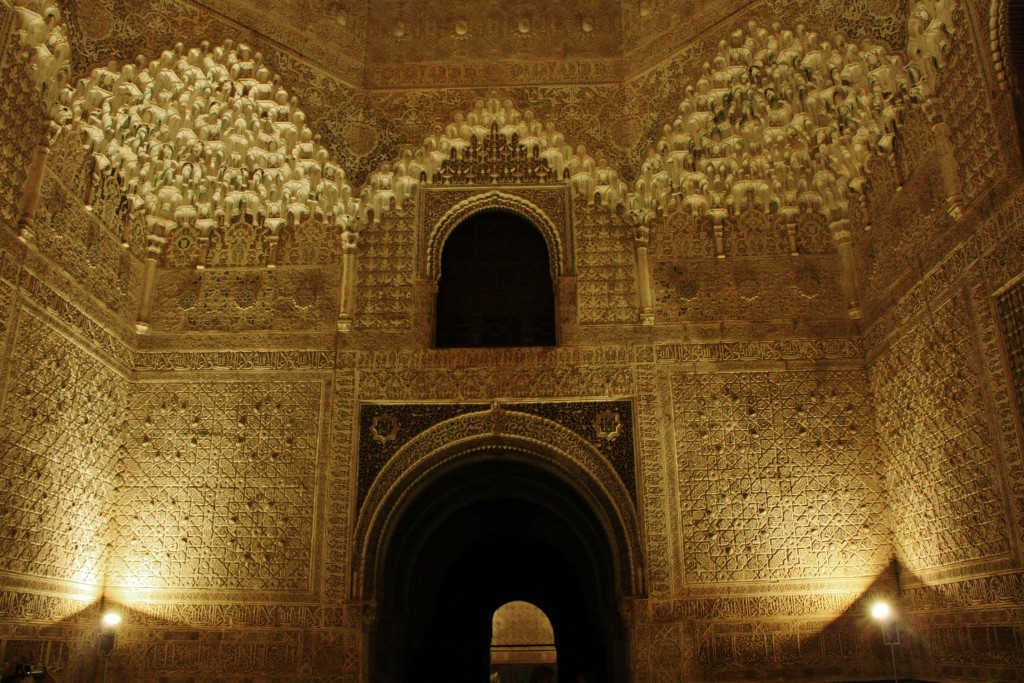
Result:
[994, 0, 1024, 92]
[351, 405, 646, 605]
[422, 189, 569, 284]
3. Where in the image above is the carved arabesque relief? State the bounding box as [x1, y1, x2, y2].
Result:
[353, 210, 415, 331]
[0, 46, 37, 228]
[14, 7, 972, 335]
[1, 0, 1022, 680]
[575, 202, 638, 324]
[110, 379, 324, 591]
[673, 368, 887, 583]
[0, 309, 125, 585]
[996, 278, 1024, 413]
[149, 266, 339, 332]
[31, 173, 142, 319]
[871, 287, 1013, 574]
[359, 97, 630, 224]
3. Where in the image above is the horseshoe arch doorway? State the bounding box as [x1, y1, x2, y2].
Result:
[355, 419, 643, 683]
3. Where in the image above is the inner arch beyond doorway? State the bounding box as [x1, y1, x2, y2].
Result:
[353, 406, 643, 683]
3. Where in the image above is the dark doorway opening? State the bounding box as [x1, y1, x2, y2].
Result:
[371, 456, 627, 683]
[435, 211, 556, 348]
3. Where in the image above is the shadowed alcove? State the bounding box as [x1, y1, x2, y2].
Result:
[435, 210, 557, 348]
[368, 453, 632, 683]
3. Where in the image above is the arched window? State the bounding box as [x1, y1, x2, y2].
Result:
[490, 600, 557, 682]
[435, 211, 556, 348]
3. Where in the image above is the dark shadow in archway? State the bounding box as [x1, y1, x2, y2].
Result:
[435, 211, 556, 348]
[371, 455, 628, 683]
[1009, 0, 1024, 161]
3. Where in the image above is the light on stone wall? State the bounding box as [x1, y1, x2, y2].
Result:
[870, 600, 901, 681]
[98, 611, 120, 654]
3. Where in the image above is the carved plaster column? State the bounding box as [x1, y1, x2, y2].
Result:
[264, 217, 285, 269]
[627, 211, 655, 325]
[921, 98, 964, 220]
[931, 119, 964, 220]
[709, 209, 727, 258]
[781, 207, 800, 256]
[265, 229, 281, 269]
[135, 221, 170, 334]
[337, 222, 361, 333]
[830, 218, 862, 320]
[17, 120, 60, 244]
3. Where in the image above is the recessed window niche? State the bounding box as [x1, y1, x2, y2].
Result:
[435, 210, 556, 348]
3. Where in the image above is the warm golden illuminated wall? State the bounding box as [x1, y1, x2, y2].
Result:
[0, 0, 1023, 681]
[110, 379, 326, 591]
[865, 185, 1024, 679]
[857, 1, 1024, 676]
[0, 240, 125, 679]
[0, 305, 123, 585]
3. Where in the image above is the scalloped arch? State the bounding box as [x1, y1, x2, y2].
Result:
[359, 97, 632, 223]
[62, 40, 358, 237]
[351, 406, 645, 602]
[425, 190, 565, 284]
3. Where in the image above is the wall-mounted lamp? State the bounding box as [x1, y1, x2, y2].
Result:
[98, 612, 122, 683]
[98, 612, 121, 654]
[870, 601, 891, 621]
[870, 600, 900, 682]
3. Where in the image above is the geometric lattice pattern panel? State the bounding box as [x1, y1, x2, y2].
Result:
[0, 56, 36, 228]
[0, 311, 125, 584]
[109, 380, 324, 591]
[944, 10, 1001, 202]
[575, 206, 637, 324]
[355, 213, 415, 330]
[32, 174, 142, 320]
[997, 279, 1024, 417]
[673, 369, 887, 583]
[871, 291, 1013, 572]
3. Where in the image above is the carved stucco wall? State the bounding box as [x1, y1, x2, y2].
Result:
[0, 0, 1022, 681]
[856, 0, 1024, 677]
[0, 4, 35, 229]
[0, 230, 125, 679]
[625, 339, 893, 682]
[0, 14, 119, 676]
[622, 0, 908, 69]
[650, 209, 846, 327]
[864, 182, 1024, 680]
[51, 0, 922, 190]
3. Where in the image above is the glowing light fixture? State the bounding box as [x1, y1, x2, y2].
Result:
[871, 601, 892, 620]
[99, 611, 121, 662]
[870, 599, 901, 682]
